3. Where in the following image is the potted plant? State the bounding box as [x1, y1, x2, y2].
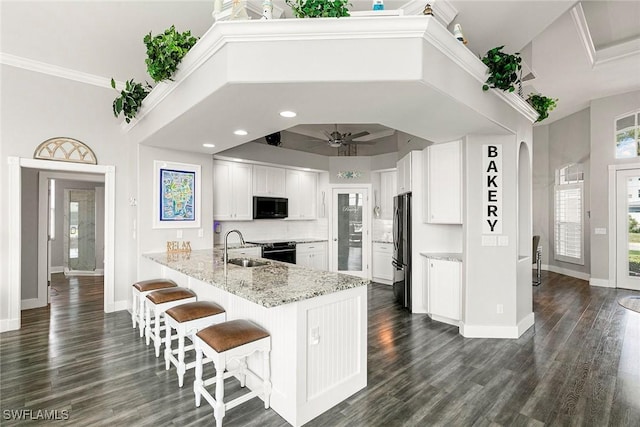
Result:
[286, 0, 351, 18]
[481, 45, 522, 93]
[527, 93, 558, 122]
[144, 25, 198, 82]
[111, 78, 152, 123]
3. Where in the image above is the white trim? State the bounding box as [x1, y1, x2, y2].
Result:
[430, 313, 460, 328]
[590, 278, 615, 288]
[6, 157, 117, 332]
[517, 312, 535, 336]
[399, 0, 458, 26]
[540, 263, 590, 281]
[64, 269, 104, 276]
[0, 53, 125, 90]
[460, 322, 521, 339]
[596, 37, 640, 66]
[21, 298, 46, 310]
[570, 3, 596, 67]
[609, 164, 617, 289]
[0, 318, 20, 333]
[50, 266, 64, 274]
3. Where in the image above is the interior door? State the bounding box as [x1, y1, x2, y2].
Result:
[616, 169, 640, 290]
[64, 189, 97, 273]
[331, 188, 369, 278]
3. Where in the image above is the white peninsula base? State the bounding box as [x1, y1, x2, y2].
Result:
[140, 256, 368, 426]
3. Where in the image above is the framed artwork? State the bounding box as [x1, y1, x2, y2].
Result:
[153, 161, 201, 229]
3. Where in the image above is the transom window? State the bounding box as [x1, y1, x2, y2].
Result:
[615, 110, 640, 159]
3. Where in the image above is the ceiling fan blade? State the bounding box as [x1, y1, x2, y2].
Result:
[345, 131, 370, 140]
[353, 129, 395, 141]
[323, 130, 333, 140]
[343, 140, 377, 145]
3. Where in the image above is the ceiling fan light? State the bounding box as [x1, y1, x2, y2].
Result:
[328, 141, 342, 148]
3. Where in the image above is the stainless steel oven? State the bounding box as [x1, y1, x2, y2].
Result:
[250, 241, 296, 264]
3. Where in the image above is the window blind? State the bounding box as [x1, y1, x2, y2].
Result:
[554, 183, 584, 264]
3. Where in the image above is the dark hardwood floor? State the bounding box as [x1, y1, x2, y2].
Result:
[1, 271, 639, 426]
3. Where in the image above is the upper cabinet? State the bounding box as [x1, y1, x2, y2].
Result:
[397, 152, 412, 194]
[286, 170, 317, 220]
[253, 165, 286, 197]
[425, 140, 462, 224]
[213, 160, 253, 221]
[379, 170, 397, 220]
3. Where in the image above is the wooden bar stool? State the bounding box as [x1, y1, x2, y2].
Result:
[145, 287, 197, 357]
[131, 279, 177, 336]
[164, 301, 227, 387]
[194, 319, 271, 427]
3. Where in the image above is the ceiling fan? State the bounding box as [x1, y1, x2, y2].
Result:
[322, 124, 373, 148]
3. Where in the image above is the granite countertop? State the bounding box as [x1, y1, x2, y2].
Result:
[143, 249, 368, 308]
[213, 243, 261, 250]
[373, 239, 393, 244]
[420, 252, 463, 262]
[245, 238, 328, 245]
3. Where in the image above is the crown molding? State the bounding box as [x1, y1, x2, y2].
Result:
[595, 37, 640, 66]
[0, 52, 124, 89]
[570, 3, 596, 66]
[400, 0, 457, 26]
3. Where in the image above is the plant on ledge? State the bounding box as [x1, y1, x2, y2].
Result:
[481, 45, 522, 93]
[526, 93, 558, 122]
[111, 78, 152, 123]
[286, 0, 351, 18]
[144, 25, 198, 82]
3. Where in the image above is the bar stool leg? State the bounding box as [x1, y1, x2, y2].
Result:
[263, 350, 272, 409]
[145, 302, 152, 346]
[194, 343, 203, 407]
[238, 358, 247, 388]
[154, 308, 162, 357]
[164, 321, 172, 370]
[177, 332, 186, 387]
[139, 295, 147, 337]
[214, 357, 226, 427]
[131, 289, 137, 329]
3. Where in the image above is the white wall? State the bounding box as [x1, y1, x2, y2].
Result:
[0, 65, 136, 327]
[218, 142, 330, 171]
[532, 125, 550, 265]
[21, 169, 39, 300]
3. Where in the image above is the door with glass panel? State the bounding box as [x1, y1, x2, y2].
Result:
[331, 188, 369, 278]
[64, 189, 96, 273]
[616, 169, 640, 291]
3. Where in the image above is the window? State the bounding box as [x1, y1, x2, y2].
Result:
[554, 164, 584, 265]
[615, 110, 640, 158]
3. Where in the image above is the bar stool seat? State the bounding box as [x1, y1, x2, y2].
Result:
[131, 279, 177, 336]
[194, 319, 271, 427]
[164, 301, 227, 387]
[145, 287, 197, 357]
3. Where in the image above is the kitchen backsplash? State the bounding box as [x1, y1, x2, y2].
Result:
[214, 218, 329, 244]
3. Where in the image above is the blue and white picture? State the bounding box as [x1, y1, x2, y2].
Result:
[160, 168, 196, 222]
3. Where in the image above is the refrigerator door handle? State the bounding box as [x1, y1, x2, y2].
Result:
[392, 259, 401, 269]
[393, 207, 399, 253]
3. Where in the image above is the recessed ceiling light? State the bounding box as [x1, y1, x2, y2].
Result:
[280, 111, 297, 118]
[233, 158, 243, 162]
[234, 129, 248, 136]
[202, 143, 215, 148]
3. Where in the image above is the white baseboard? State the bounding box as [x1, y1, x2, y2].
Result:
[430, 313, 460, 328]
[0, 318, 20, 332]
[50, 266, 64, 274]
[589, 278, 615, 288]
[373, 277, 392, 285]
[540, 264, 590, 281]
[21, 298, 47, 310]
[517, 312, 535, 336]
[64, 268, 104, 276]
[461, 322, 520, 339]
[112, 300, 128, 312]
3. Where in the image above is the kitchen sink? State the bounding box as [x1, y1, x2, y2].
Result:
[228, 258, 269, 268]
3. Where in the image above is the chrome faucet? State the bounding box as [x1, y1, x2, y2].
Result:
[224, 229, 245, 266]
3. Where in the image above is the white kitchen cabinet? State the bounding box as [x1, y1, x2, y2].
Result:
[253, 165, 286, 197]
[286, 170, 317, 220]
[213, 160, 253, 221]
[379, 171, 397, 219]
[425, 257, 461, 322]
[227, 246, 262, 258]
[296, 242, 327, 270]
[372, 242, 393, 283]
[426, 140, 462, 224]
[396, 152, 412, 194]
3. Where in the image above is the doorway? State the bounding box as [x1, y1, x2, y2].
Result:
[330, 187, 370, 278]
[616, 168, 640, 290]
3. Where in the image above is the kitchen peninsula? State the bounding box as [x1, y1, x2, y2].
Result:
[141, 249, 368, 426]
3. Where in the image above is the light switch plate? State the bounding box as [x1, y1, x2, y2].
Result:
[482, 235, 497, 246]
[498, 236, 509, 246]
[198, 228, 204, 238]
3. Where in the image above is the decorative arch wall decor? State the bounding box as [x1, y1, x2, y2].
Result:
[33, 137, 98, 164]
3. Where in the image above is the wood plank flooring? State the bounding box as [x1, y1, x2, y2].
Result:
[1, 271, 639, 426]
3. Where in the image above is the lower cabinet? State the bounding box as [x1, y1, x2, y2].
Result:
[372, 242, 393, 284]
[227, 246, 262, 259]
[296, 242, 327, 271]
[424, 257, 461, 322]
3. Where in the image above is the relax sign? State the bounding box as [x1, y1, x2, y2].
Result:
[482, 144, 502, 234]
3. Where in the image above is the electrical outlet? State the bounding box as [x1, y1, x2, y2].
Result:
[198, 228, 204, 238]
[497, 304, 504, 314]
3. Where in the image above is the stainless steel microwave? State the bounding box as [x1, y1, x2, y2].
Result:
[253, 196, 288, 219]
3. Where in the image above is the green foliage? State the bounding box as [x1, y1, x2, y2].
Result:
[144, 25, 198, 82]
[630, 217, 640, 233]
[526, 93, 558, 123]
[481, 45, 522, 93]
[111, 78, 152, 123]
[286, 0, 351, 18]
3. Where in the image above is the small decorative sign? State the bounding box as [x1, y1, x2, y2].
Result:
[482, 144, 502, 234]
[337, 171, 363, 179]
[166, 240, 192, 253]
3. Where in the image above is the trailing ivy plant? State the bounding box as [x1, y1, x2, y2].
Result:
[144, 25, 198, 82]
[111, 78, 152, 123]
[481, 45, 522, 93]
[526, 93, 558, 123]
[286, 0, 351, 18]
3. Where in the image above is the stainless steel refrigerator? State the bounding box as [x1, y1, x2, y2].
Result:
[392, 193, 411, 311]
